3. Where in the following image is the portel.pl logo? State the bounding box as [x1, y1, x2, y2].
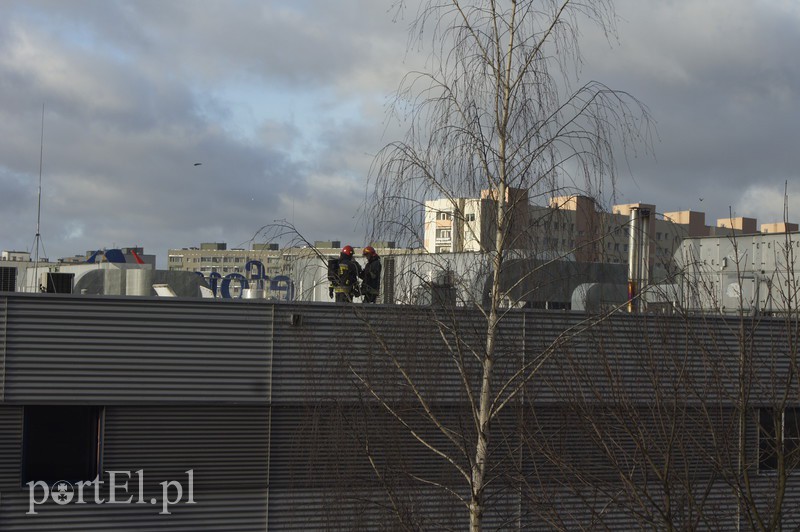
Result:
[27, 470, 195, 515]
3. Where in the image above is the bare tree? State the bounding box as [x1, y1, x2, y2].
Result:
[527, 200, 800, 530]
[362, 1, 650, 529]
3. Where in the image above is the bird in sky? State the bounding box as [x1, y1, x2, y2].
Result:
[193, 162, 202, 166]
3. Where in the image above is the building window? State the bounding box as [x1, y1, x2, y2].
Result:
[22, 406, 103, 484]
[435, 246, 451, 253]
[0, 266, 17, 292]
[466, 213, 476, 222]
[436, 211, 452, 221]
[759, 407, 800, 472]
[436, 229, 452, 239]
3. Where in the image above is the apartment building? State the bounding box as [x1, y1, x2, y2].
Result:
[167, 241, 405, 278]
[423, 188, 530, 254]
[167, 242, 285, 277]
[423, 190, 791, 281]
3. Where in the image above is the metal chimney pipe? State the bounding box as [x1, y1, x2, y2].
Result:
[639, 208, 651, 312]
[627, 208, 640, 313]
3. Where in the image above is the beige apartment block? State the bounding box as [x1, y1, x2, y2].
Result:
[423, 188, 531, 253]
[663, 210, 708, 237]
[716, 217, 758, 234]
[167, 241, 406, 278]
[760, 222, 799, 234]
[422, 190, 789, 282]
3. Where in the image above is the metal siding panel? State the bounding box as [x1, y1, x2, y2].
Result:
[271, 303, 515, 404]
[267, 487, 466, 531]
[0, 406, 22, 490]
[1, 404, 268, 531]
[1, 295, 6, 401]
[749, 475, 800, 529]
[0, 491, 267, 531]
[3, 294, 800, 529]
[268, 401, 522, 529]
[522, 310, 796, 405]
[268, 405, 470, 492]
[103, 406, 269, 493]
[2, 295, 271, 403]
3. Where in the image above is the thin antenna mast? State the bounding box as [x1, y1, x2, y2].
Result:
[31, 104, 47, 292]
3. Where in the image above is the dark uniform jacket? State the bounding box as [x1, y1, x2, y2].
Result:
[333, 254, 360, 301]
[359, 255, 381, 302]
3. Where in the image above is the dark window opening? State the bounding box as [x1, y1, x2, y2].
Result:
[43, 272, 74, 293]
[759, 407, 800, 473]
[787, 408, 800, 467]
[760, 408, 778, 471]
[22, 406, 102, 484]
[0, 266, 17, 292]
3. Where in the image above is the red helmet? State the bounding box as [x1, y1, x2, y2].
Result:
[341, 245, 354, 257]
[362, 246, 376, 257]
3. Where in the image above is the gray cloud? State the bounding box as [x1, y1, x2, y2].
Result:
[580, 0, 800, 224]
[0, 1, 385, 264]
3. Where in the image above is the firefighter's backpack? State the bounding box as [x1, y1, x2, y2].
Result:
[327, 258, 340, 283]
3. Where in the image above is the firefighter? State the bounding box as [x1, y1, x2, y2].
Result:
[359, 246, 382, 304]
[330, 245, 360, 302]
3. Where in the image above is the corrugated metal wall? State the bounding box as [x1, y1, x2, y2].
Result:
[1, 294, 800, 530]
[0, 406, 21, 490]
[0, 404, 268, 531]
[0, 491, 267, 531]
[1, 296, 6, 401]
[1, 294, 271, 403]
[103, 406, 269, 492]
[0, 294, 273, 530]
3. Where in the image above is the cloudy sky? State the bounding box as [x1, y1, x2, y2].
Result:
[1, 0, 799, 266]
